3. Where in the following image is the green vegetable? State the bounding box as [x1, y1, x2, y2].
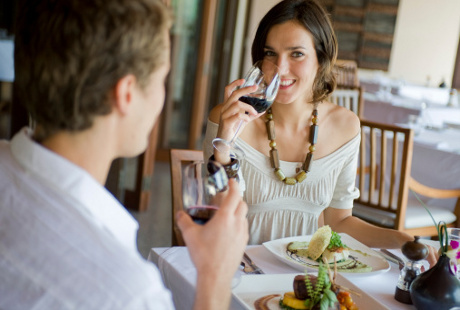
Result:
[303, 263, 338, 310]
[327, 231, 346, 250]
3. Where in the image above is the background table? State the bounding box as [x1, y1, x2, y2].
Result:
[148, 245, 438, 310]
[360, 87, 460, 212]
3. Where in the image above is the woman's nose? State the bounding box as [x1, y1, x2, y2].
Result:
[275, 57, 289, 75]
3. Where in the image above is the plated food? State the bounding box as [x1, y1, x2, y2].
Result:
[263, 233, 390, 276]
[288, 225, 350, 263]
[279, 264, 359, 310]
[232, 273, 389, 310]
[286, 226, 371, 273]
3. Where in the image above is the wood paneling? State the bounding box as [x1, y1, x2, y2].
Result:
[323, 0, 399, 71]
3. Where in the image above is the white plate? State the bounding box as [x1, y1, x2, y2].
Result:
[263, 234, 390, 277]
[232, 273, 389, 310]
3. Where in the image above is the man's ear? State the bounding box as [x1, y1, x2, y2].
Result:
[114, 74, 137, 115]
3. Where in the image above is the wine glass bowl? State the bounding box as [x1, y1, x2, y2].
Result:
[212, 60, 280, 159]
[182, 160, 228, 225]
[238, 60, 280, 113]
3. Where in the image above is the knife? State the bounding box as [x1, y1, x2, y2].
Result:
[243, 252, 264, 274]
[380, 249, 405, 270]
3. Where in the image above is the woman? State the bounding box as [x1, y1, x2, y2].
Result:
[204, 0, 436, 265]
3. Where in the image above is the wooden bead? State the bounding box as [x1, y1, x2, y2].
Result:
[310, 124, 318, 144]
[267, 104, 319, 185]
[303, 153, 314, 172]
[266, 120, 275, 140]
[270, 149, 280, 169]
[275, 168, 286, 181]
[296, 170, 307, 183]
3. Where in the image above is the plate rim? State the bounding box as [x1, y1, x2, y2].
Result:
[262, 233, 390, 277]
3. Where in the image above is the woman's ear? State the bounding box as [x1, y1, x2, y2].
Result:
[113, 74, 137, 115]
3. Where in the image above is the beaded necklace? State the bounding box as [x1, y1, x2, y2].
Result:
[265, 102, 319, 185]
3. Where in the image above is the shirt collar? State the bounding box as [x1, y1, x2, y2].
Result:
[10, 128, 139, 251]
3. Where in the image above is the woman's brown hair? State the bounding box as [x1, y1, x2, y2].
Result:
[251, 0, 337, 103]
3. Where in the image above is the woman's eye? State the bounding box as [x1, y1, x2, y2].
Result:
[264, 50, 276, 57]
[292, 51, 304, 57]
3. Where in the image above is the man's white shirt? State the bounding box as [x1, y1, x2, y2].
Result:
[0, 128, 174, 309]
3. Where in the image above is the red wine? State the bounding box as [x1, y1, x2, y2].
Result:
[186, 205, 218, 225]
[240, 96, 271, 113]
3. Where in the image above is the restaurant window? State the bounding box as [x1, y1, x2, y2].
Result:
[162, 0, 204, 148]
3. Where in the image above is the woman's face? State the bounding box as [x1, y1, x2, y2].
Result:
[264, 20, 319, 105]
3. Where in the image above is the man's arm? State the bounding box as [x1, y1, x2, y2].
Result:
[176, 179, 248, 309]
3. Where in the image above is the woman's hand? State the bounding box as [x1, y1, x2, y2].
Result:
[216, 79, 261, 143]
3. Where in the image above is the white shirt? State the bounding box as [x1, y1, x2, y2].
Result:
[0, 128, 174, 310]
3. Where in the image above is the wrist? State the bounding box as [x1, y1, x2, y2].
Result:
[194, 273, 232, 310]
[209, 155, 240, 180]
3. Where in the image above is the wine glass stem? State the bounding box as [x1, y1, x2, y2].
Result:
[229, 120, 244, 145]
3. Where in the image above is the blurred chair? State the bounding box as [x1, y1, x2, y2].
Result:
[170, 149, 204, 246]
[329, 86, 364, 119]
[353, 120, 459, 237]
[334, 59, 359, 88]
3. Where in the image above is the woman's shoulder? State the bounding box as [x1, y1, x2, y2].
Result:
[322, 101, 360, 146]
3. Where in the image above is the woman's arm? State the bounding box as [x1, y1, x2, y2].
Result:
[206, 79, 261, 165]
[323, 207, 437, 267]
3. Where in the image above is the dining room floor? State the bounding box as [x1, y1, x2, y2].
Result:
[129, 160, 173, 259]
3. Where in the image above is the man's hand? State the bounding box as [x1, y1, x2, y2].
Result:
[176, 179, 248, 309]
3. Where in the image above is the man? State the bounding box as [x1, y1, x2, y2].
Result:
[0, 0, 248, 309]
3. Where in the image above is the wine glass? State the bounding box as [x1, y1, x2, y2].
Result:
[182, 160, 228, 224]
[446, 228, 460, 279]
[212, 59, 280, 160]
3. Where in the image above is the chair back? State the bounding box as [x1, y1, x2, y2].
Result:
[334, 59, 359, 88]
[170, 149, 204, 246]
[330, 86, 364, 118]
[353, 120, 414, 231]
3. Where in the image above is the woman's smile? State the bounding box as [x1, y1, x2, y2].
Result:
[280, 79, 295, 89]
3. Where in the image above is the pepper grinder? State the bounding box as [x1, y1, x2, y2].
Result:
[395, 236, 428, 304]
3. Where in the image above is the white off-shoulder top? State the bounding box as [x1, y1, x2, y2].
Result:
[203, 120, 360, 245]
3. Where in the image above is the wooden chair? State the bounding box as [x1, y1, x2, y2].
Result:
[352, 120, 460, 237]
[170, 148, 204, 246]
[334, 59, 359, 88]
[329, 86, 364, 119]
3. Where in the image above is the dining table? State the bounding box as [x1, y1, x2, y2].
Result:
[361, 91, 460, 128]
[148, 239, 440, 310]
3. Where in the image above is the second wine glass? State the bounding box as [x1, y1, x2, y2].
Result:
[182, 160, 228, 225]
[212, 59, 280, 160]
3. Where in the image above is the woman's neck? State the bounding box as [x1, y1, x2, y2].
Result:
[270, 101, 317, 131]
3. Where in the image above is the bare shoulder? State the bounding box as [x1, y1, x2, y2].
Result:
[208, 104, 224, 123]
[321, 101, 360, 144]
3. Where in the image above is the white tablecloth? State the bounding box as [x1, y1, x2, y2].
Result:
[148, 245, 430, 310]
